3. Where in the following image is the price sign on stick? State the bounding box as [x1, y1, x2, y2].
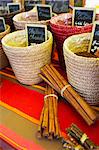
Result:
[88, 21, 99, 57]
[72, 7, 95, 26]
[46, 0, 69, 14]
[74, 0, 83, 7]
[53, 0, 69, 14]
[36, 4, 52, 21]
[70, 0, 83, 7]
[7, 3, 21, 13]
[0, 17, 6, 33]
[25, 4, 35, 11]
[26, 24, 47, 46]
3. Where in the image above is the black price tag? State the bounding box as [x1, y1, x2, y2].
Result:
[7, 3, 21, 13]
[52, 0, 69, 14]
[26, 24, 47, 46]
[37, 4, 52, 21]
[25, 4, 35, 11]
[72, 7, 95, 26]
[88, 22, 99, 57]
[25, 0, 41, 11]
[74, 0, 83, 7]
[0, 17, 6, 33]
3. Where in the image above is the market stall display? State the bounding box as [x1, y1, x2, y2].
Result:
[0, 0, 99, 149]
[2, 30, 53, 85]
[50, 13, 92, 68]
[63, 33, 99, 105]
[0, 24, 10, 69]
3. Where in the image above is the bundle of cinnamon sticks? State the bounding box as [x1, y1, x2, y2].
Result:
[37, 85, 60, 139]
[39, 64, 97, 125]
[62, 137, 85, 150]
[67, 124, 97, 150]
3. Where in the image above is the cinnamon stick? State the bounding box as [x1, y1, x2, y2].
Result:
[92, 106, 99, 112]
[41, 67, 60, 92]
[42, 99, 49, 128]
[37, 84, 60, 139]
[41, 68, 92, 125]
[50, 64, 96, 121]
[37, 107, 44, 138]
[40, 64, 97, 125]
[53, 96, 59, 136]
[67, 124, 97, 150]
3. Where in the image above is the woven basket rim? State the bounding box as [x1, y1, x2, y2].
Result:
[0, 25, 10, 39]
[13, 10, 57, 24]
[0, 8, 24, 17]
[13, 11, 36, 23]
[0, 24, 10, 35]
[2, 30, 52, 50]
[50, 13, 92, 29]
[63, 33, 99, 61]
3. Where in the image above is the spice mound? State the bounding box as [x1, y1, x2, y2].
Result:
[76, 52, 98, 58]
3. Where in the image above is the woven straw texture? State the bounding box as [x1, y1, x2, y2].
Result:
[2, 30, 53, 85]
[63, 33, 99, 105]
[0, 25, 10, 69]
[13, 9, 56, 30]
[50, 13, 92, 69]
[0, 8, 24, 31]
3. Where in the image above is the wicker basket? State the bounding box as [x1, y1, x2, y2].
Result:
[13, 9, 57, 30]
[2, 30, 53, 85]
[50, 13, 92, 69]
[63, 33, 99, 105]
[0, 25, 10, 69]
[0, 8, 24, 31]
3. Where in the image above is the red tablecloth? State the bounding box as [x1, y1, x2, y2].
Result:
[0, 78, 99, 145]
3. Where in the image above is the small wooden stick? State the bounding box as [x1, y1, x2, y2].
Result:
[39, 73, 55, 91]
[53, 96, 59, 137]
[43, 127, 49, 137]
[0, 71, 16, 79]
[42, 100, 49, 128]
[6, 67, 13, 71]
[48, 87, 54, 134]
[92, 106, 99, 112]
[37, 107, 44, 138]
[32, 85, 46, 92]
